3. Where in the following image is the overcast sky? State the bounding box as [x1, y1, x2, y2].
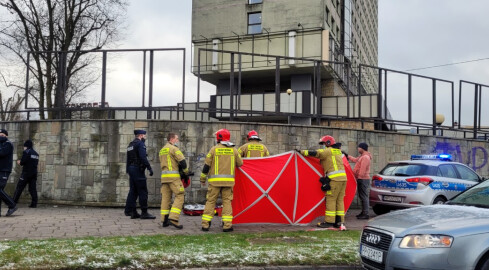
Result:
[2, 0, 488, 126]
[379, 0, 489, 126]
[110, 0, 489, 126]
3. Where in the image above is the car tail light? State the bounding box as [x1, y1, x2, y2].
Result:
[406, 177, 433, 185]
[409, 201, 423, 205]
[372, 175, 383, 181]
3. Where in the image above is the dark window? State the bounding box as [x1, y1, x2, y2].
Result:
[248, 12, 262, 34]
[437, 165, 457, 178]
[249, 0, 263, 4]
[325, 7, 330, 26]
[454, 164, 480, 182]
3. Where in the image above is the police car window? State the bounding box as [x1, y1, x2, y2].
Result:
[454, 165, 480, 182]
[437, 165, 457, 179]
[380, 164, 428, 176]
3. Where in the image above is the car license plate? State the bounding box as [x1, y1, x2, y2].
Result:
[383, 195, 402, 203]
[361, 244, 383, 263]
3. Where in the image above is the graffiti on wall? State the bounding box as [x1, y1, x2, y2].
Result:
[434, 142, 488, 174]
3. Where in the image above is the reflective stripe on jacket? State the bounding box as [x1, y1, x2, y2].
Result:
[238, 141, 270, 158]
[159, 143, 186, 183]
[302, 147, 347, 182]
[204, 144, 243, 187]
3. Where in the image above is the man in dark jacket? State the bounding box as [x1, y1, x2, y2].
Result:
[0, 129, 17, 216]
[13, 140, 39, 208]
[125, 129, 155, 219]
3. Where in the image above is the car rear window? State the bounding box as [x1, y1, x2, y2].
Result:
[380, 163, 431, 176]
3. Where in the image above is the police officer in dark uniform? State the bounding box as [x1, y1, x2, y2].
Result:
[126, 129, 155, 219]
[0, 129, 17, 217]
[13, 140, 39, 208]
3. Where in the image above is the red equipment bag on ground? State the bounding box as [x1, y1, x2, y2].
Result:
[183, 204, 222, 216]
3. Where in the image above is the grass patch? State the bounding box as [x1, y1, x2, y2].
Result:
[0, 230, 361, 269]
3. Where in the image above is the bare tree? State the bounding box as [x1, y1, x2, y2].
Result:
[0, 0, 128, 119]
[0, 72, 25, 121]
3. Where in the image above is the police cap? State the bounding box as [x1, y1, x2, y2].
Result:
[24, 139, 33, 148]
[134, 129, 147, 135]
[0, 129, 8, 136]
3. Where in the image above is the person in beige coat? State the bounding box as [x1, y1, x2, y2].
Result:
[238, 130, 270, 158]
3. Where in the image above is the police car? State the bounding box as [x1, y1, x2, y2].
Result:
[370, 154, 486, 215]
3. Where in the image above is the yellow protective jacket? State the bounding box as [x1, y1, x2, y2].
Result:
[202, 144, 243, 187]
[301, 147, 347, 181]
[159, 143, 186, 183]
[238, 141, 270, 158]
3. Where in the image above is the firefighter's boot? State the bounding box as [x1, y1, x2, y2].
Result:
[162, 215, 169, 227]
[334, 215, 341, 228]
[169, 219, 183, 229]
[317, 222, 336, 228]
[201, 221, 211, 231]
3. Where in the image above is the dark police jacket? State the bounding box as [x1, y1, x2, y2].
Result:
[20, 148, 39, 177]
[126, 138, 151, 173]
[0, 137, 14, 173]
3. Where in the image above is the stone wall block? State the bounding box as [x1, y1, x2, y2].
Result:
[79, 149, 89, 165]
[4, 119, 489, 206]
[54, 165, 66, 189]
[172, 122, 188, 131]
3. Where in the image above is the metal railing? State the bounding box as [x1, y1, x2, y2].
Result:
[23, 48, 186, 119]
[1, 47, 487, 141]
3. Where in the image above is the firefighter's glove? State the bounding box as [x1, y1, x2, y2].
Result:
[319, 176, 332, 191]
[149, 168, 154, 176]
[183, 174, 190, 186]
[341, 151, 349, 159]
[200, 173, 207, 183]
[183, 168, 189, 175]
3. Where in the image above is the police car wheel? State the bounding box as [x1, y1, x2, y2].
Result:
[433, 196, 447, 205]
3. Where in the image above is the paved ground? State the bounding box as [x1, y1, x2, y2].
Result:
[0, 204, 374, 240]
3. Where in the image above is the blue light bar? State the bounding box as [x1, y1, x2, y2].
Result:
[411, 154, 452, 161]
[437, 154, 452, 160]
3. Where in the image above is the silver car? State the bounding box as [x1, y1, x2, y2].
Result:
[359, 180, 489, 270]
[370, 154, 485, 215]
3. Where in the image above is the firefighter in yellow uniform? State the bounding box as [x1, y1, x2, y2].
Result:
[200, 129, 243, 232]
[299, 135, 347, 229]
[238, 130, 270, 158]
[159, 133, 189, 229]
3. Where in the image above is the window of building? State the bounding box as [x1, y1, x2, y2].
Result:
[249, 0, 263, 4]
[325, 7, 330, 26]
[331, 18, 335, 34]
[248, 12, 262, 34]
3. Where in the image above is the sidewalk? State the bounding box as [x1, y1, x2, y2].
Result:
[0, 204, 373, 240]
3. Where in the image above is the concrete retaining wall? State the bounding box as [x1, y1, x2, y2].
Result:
[2, 120, 488, 207]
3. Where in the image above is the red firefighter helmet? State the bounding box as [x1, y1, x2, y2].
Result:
[319, 135, 335, 146]
[215, 129, 231, 142]
[247, 130, 261, 141]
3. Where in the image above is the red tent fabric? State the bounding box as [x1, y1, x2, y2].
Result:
[233, 151, 357, 224]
